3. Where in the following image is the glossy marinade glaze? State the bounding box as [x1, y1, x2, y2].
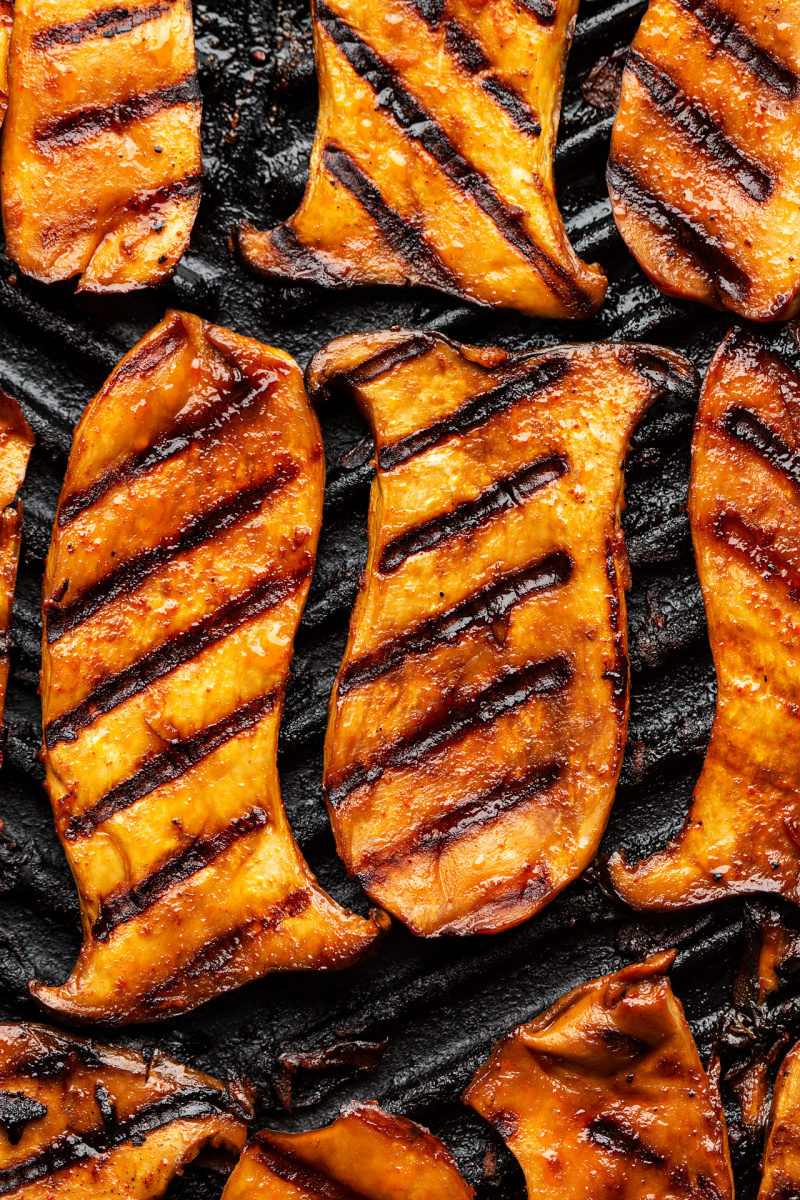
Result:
[1, 0, 203, 291]
[608, 0, 800, 320]
[33, 310, 386, 1025]
[0, 1020, 250, 1197]
[611, 321, 800, 910]
[464, 953, 734, 1200]
[308, 329, 698, 937]
[235, 0, 607, 319]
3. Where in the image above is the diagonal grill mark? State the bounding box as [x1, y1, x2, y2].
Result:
[106, 316, 187, 387]
[35, 74, 201, 147]
[251, 1139, 373, 1200]
[675, 0, 800, 99]
[66, 691, 277, 841]
[444, 20, 488, 72]
[339, 551, 573, 696]
[322, 146, 462, 294]
[344, 333, 436, 388]
[268, 223, 348, 287]
[606, 157, 750, 303]
[46, 461, 300, 644]
[627, 50, 773, 202]
[588, 1115, 666, 1168]
[45, 562, 311, 748]
[0, 1088, 244, 1195]
[59, 369, 270, 527]
[315, 1, 589, 310]
[326, 655, 572, 808]
[378, 355, 571, 470]
[379, 454, 568, 574]
[33, 2, 175, 49]
[92, 806, 269, 941]
[712, 511, 800, 601]
[358, 760, 564, 884]
[723, 405, 800, 490]
[481, 76, 542, 137]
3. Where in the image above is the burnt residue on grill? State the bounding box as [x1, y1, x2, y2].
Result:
[0, 2, 791, 1198]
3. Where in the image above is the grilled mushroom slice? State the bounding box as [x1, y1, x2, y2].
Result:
[759, 1040, 800, 1200]
[607, 0, 800, 321]
[32, 311, 386, 1025]
[234, 0, 607, 320]
[464, 953, 734, 1200]
[0, 0, 11, 127]
[0, 1020, 250, 1195]
[220, 1101, 473, 1200]
[610, 321, 800, 910]
[1, 0, 202, 292]
[307, 329, 698, 937]
[0, 391, 33, 770]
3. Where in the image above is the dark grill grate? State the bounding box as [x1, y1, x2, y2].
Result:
[0, 2, 791, 1198]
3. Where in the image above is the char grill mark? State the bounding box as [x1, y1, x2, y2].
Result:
[444, 20, 488, 72]
[59, 368, 269, 528]
[676, 0, 800, 98]
[358, 760, 563, 883]
[93, 807, 270, 940]
[34, 73, 201, 148]
[33, 2, 176, 50]
[588, 1114, 666, 1169]
[327, 655, 572, 808]
[106, 315, 187, 386]
[343, 333, 436, 389]
[47, 462, 300, 643]
[321, 145, 462, 293]
[339, 551, 574, 697]
[250, 1140, 370, 1200]
[626, 49, 773, 202]
[722, 404, 800, 489]
[143, 889, 312, 1000]
[122, 169, 202, 213]
[518, 0, 558, 22]
[379, 454, 569, 574]
[0, 1088, 240, 1196]
[315, 0, 587, 310]
[712, 511, 800, 598]
[378, 355, 571, 470]
[66, 691, 277, 841]
[266, 223, 348, 286]
[481, 76, 542, 137]
[606, 158, 751, 302]
[44, 562, 311, 748]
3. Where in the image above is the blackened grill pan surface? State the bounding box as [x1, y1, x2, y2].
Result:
[0, 2, 792, 1197]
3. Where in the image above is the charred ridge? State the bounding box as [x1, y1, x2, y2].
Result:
[342, 333, 436, 389]
[358, 759, 564, 883]
[104, 316, 187, 387]
[44, 561, 311, 748]
[315, 0, 591, 312]
[481, 76, 542, 138]
[264, 224, 349, 287]
[0, 1087, 242, 1196]
[676, 0, 800, 99]
[606, 157, 751, 303]
[711, 511, 800, 601]
[626, 49, 773, 202]
[588, 1114, 666, 1168]
[92, 807, 269, 940]
[66, 690, 277, 840]
[377, 355, 571, 470]
[338, 551, 574, 697]
[626, 345, 699, 404]
[0, 1039, 105, 1084]
[722, 405, 800, 491]
[58, 369, 268, 528]
[33, 2, 176, 49]
[250, 1139, 369, 1200]
[322, 146, 463, 294]
[122, 170, 203, 214]
[46, 462, 300, 643]
[0, 1092, 47, 1144]
[379, 454, 569, 574]
[444, 20, 488, 72]
[35, 74, 202, 148]
[326, 655, 572, 808]
[518, 0, 557, 22]
[142, 889, 312, 1003]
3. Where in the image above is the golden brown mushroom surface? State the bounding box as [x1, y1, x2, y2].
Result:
[1, 0, 203, 292]
[235, 0, 607, 320]
[0, 390, 33, 770]
[464, 953, 734, 1200]
[220, 1101, 473, 1200]
[33, 310, 386, 1026]
[0, 1020, 250, 1197]
[610, 321, 800, 910]
[759, 1039, 800, 1200]
[308, 329, 697, 937]
[608, 0, 800, 321]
